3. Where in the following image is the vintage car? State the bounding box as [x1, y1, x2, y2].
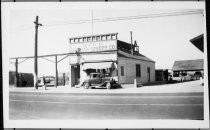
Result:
[172, 73, 192, 82]
[81, 73, 119, 89]
[193, 71, 203, 80]
[38, 76, 55, 87]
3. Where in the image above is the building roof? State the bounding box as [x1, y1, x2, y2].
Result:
[172, 59, 204, 71]
[118, 50, 155, 63]
[190, 34, 204, 52]
[117, 40, 155, 63]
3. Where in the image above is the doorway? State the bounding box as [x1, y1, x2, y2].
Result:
[71, 65, 80, 86]
[74, 65, 80, 85]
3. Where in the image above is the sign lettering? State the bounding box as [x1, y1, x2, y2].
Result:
[69, 40, 117, 53]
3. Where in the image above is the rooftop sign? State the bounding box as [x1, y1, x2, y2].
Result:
[69, 33, 118, 53]
[69, 33, 118, 44]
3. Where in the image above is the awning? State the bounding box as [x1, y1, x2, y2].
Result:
[82, 62, 116, 70]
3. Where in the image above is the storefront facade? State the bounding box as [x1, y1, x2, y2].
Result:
[69, 33, 155, 87]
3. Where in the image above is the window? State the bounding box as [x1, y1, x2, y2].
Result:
[111, 35, 116, 39]
[92, 74, 98, 78]
[87, 37, 91, 41]
[173, 71, 179, 77]
[136, 64, 141, 77]
[147, 67, 150, 73]
[70, 39, 73, 43]
[83, 37, 87, 42]
[121, 66, 124, 76]
[78, 38, 82, 42]
[106, 35, 111, 40]
[92, 36, 96, 41]
[96, 36, 100, 40]
[102, 36, 106, 40]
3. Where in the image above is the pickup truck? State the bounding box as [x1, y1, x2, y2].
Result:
[81, 73, 118, 89]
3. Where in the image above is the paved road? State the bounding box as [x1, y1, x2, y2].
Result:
[9, 92, 204, 120]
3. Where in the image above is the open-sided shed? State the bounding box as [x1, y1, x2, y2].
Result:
[172, 59, 204, 71]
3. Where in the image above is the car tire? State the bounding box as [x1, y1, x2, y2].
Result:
[84, 82, 90, 89]
[106, 82, 111, 89]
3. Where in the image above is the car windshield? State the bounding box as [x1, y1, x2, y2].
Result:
[181, 73, 187, 76]
[173, 72, 179, 77]
[194, 72, 201, 75]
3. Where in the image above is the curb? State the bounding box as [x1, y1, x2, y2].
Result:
[10, 91, 203, 96]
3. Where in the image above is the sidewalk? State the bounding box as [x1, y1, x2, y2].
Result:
[10, 80, 203, 94]
[9, 80, 204, 94]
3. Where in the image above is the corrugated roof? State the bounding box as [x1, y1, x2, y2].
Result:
[172, 59, 204, 71]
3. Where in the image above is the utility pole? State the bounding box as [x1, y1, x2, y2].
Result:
[34, 16, 42, 89]
[15, 59, 18, 87]
[63, 73, 66, 86]
[130, 31, 134, 55]
[55, 55, 58, 88]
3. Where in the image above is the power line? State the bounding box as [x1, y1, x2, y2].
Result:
[17, 10, 203, 30]
[46, 10, 202, 25]
[42, 10, 203, 27]
[94, 10, 202, 21]
[97, 10, 202, 22]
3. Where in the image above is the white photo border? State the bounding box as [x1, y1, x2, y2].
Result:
[2, 1, 209, 128]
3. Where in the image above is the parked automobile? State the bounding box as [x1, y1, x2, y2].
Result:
[172, 76, 183, 82]
[193, 71, 203, 80]
[38, 76, 55, 87]
[172, 73, 192, 82]
[182, 74, 192, 81]
[81, 73, 120, 89]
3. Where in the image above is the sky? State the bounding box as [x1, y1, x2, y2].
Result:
[4, 3, 205, 76]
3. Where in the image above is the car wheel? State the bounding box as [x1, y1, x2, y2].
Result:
[84, 82, 90, 89]
[106, 82, 111, 89]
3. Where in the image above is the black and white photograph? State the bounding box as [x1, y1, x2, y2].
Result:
[2, 1, 209, 129]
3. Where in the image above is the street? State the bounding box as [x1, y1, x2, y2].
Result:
[9, 92, 203, 120]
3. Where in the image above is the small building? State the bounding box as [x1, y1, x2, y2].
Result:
[9, 71, 34, 87]
[68, 33, 155, 87]
[155, 69, 169, 82]
[172, 59, 204, 79]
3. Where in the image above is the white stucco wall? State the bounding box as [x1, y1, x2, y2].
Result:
[118, 57, 155, 84]
[69, 53, 117, 64]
